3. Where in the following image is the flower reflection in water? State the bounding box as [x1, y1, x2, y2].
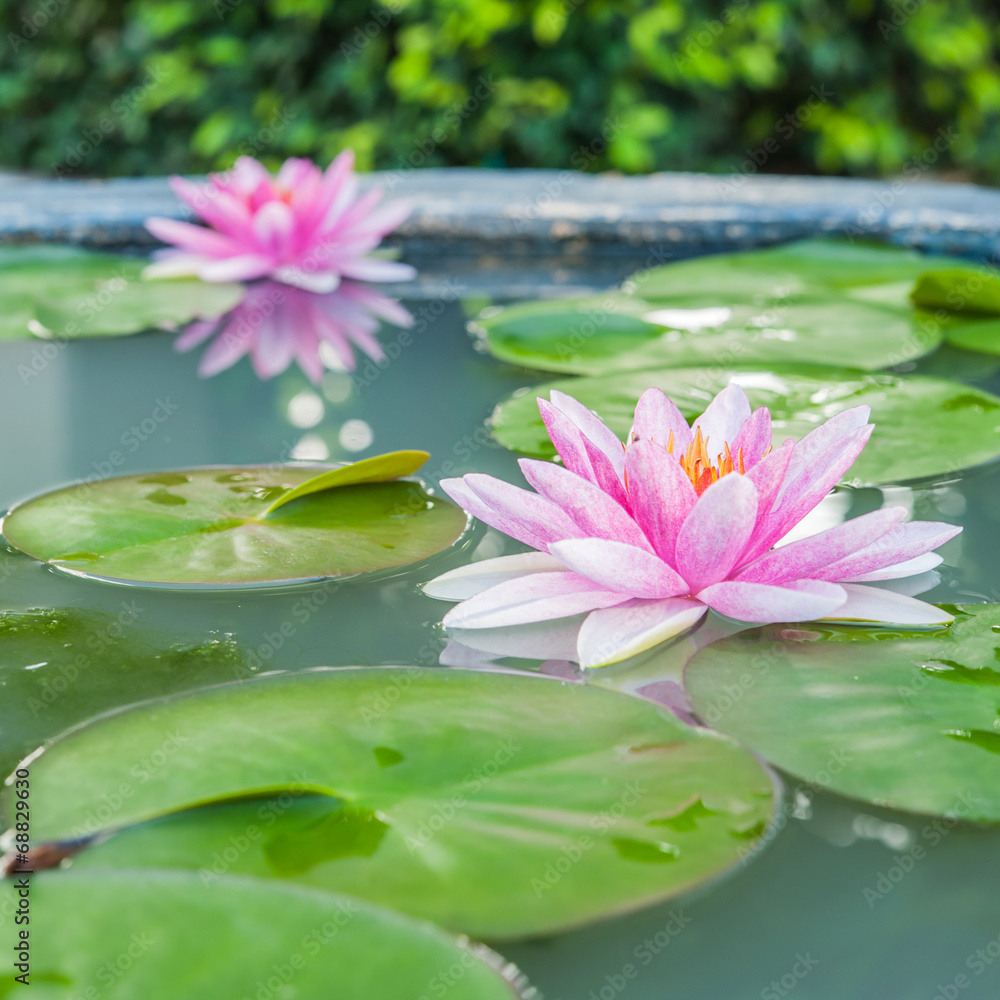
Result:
[175, 279, 413, 383]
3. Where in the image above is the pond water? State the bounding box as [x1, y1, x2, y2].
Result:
[2, 271, 1000, 999]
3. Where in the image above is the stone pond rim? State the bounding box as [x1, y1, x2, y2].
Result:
[2, 169, 999, 271]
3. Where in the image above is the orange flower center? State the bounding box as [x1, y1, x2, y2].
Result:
[668, 427, 745, 496]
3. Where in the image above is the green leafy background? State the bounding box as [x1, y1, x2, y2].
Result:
[4, 0, 1000, 180]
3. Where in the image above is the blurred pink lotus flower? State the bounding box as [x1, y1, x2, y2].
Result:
[175, 279, 413, 383]
[424, 384, 961, 668]
[144, 153, 415, 292]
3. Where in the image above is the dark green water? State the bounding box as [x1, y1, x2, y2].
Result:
[1, 291, 999, 1000]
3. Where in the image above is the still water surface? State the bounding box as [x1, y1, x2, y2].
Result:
[1, 284, 999, 1000]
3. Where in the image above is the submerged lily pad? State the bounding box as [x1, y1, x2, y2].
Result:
[473, 241, 955, 375]
[685, 605, 1000, 821]
[1, 464, 467, 586]
[0, 607, 252, 778]
[0, 871, 531, 1000]
[14, 667, 776, 939]
[0, 245, 241, 339]
[490, 365, 1000, 486]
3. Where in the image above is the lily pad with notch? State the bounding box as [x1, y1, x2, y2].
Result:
[15, 667, 777, 939]
[685, 604, 1000, 821]
[1, 457, 467, 587]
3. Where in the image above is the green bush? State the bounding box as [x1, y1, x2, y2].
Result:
[2, 0, 999, 181]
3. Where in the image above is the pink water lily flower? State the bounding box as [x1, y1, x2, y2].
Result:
[424, 385, 961, 668]
[144, 153, 415, 293]
[175, 279, 413, 383]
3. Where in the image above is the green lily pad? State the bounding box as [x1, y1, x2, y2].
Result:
[684, 605, 1000, 821]
[0, 244, 241, 339]
[473, 241, 957, 375]
[473, 294, 940, 374]
[13, 667, 777, 939]
[264, 450, 430, 514]
[0, 607, 252, 780]
[489, 365, 1000, 486]
[943, 317, 1000, 356]
[1, 465, 467, 587]
[912, 269, 1000, 316]
[0, 871, 532, 1000]
[634, 239, 955, 300]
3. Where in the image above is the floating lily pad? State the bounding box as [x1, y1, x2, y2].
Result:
[912, 269, 1000, 316]
[0, 607, 251, 779]
[943, 317, 1000, 356]
[0, 871, 531, 1000]
[1, 464, 467, 587]
[473, 241, 955, 375]
[490, 365, 1000, 486]
[685, 604, 1000, 821]
[474, 294, 940, 374]
[14, 667, 776, 939]
[634, 240, 956, 300]
[0, 244, 241, 339]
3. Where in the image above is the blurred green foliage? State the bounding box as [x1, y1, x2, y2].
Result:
[2, 0, 999, 180]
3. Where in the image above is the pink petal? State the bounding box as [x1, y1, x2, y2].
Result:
[548, 538, 688, 599]
[169, 177, 255, 242]
[781, 405, 871, 490]
[747, 424, 874, 560]
[577, 598, 708, 668]
[345, 198, 413, 237]
[692, 383, 752, 454]
[674, 473, 759, 593]
[441, 475, 580, 552]
[199, 254, 276, 283]
[174, 318, 219, 352]
[697, 579, 847, 622]
[815, 521, 962, 582]
[549, 390, 626, 480]
[337, 258, 418, 282]
[252, 201, 296, 256]
[442, 571, 629, 628]
[518, 459, 650, 550]
[338, 283, 414, 327]
[144, 217, 244, 258]
[730, 406, 772, 469]
[823, 584, 954, 625]
[423, 552, 566, 600]
[737, 507, 908, 584]
[249, 312, 294, 379]
[276, 157, 320, 190]
[746, 438, 794, 519]
[538, 399, 628, 508]
[845, 552, 943, 582]
[197, 321, 253, 376]
[629, 387, 692, 451]
[624, 440, 697, 565]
